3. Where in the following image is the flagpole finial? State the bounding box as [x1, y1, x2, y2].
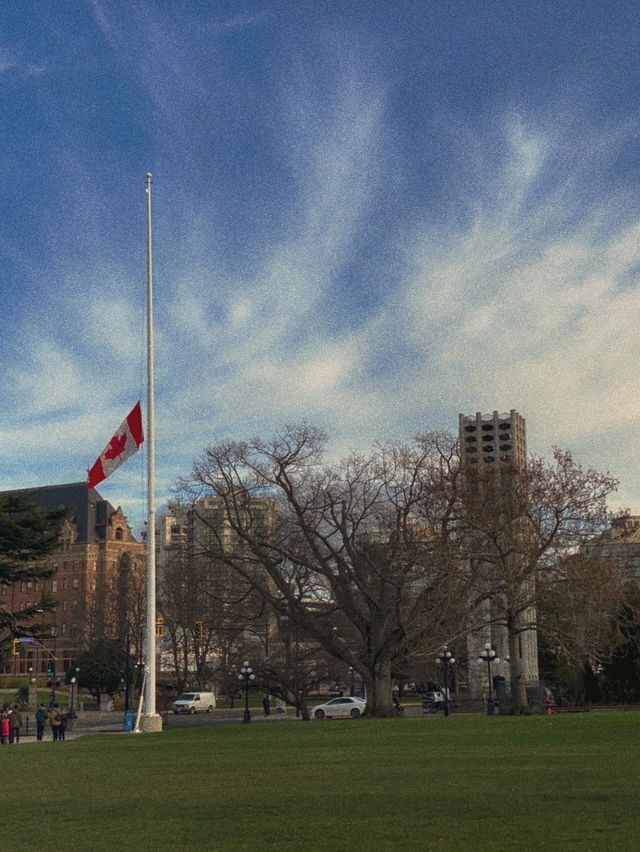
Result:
[145, 172, 152, 180]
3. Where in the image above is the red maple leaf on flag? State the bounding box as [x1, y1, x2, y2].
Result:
[87, 402, 144, 489]
[104, 432, 127, 460]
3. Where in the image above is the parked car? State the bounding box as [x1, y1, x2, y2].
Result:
[422, 691, 445, 713]
[423, 690, 445, 704]
[173, 692, 216, 714]
[311, 696, 367, 719]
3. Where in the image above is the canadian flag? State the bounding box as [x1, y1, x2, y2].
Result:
[88, 402, 144, 489]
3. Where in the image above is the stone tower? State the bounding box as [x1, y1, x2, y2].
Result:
[459, 410, 539, 703]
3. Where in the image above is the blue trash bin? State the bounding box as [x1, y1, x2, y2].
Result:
[123, 710, 135, 732]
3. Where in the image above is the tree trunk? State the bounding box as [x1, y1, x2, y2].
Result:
[507, 625, 528, 712]
[365, 658, 394, 717]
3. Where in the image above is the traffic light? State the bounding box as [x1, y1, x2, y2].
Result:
[47, 665, 54, 677]
[195, 619, 204, 641]
[11, 639, 19, 656]
[156, 615, 164, 638]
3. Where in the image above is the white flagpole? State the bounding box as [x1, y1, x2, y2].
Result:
[143, 171, 161, 731]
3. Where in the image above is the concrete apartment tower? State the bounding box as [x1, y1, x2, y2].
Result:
[458, 410, 539, 702]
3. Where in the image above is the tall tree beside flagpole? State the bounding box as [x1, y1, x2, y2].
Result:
[142, 171, 161, 731]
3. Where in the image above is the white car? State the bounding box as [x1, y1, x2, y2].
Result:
[311, 696, 367, 719]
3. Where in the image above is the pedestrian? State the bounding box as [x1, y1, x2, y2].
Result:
[9, 704, 22, 744]
[392, 687, 402, 715]
[48, 703, 62, 741]
[59, 710, 68, 741]
[262, 694, 271, 716]
[35, 704, 47, 742]
[0, 711, 9, 745]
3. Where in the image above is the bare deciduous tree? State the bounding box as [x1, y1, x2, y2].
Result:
[453, 448, 622, 710]
[159, 544, 267, 693]
[181, 425, 469, 717]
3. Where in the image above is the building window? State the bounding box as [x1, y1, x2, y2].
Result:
[51, 579, 58, 593]
[61, 623, 67, 636]
[62, 579, 68, 590]
[72, 578, 79, 590]
[115, 527, 124, 541]
[62, 601, 67, 612]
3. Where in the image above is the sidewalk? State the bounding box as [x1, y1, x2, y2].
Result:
[8, 711, 123, 744]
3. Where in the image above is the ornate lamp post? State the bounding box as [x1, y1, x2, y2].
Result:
[68, 667, 80, 718]
[437, 647, 455, 717]
[478, 642, 500, 714]
[70, 677, 77, 718]
[238, 662, 255, 723]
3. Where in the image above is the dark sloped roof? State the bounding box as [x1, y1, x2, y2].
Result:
[0, 482, 116, 544]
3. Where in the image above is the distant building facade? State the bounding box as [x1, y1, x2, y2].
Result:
[600, 515, 640, 573]
[0, 483, 145, 676]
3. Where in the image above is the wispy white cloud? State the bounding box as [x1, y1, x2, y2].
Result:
[380, 113, 640, 505]
[88, 0, 119, 53]
[5, 9, 640, 536]
[0, 50, 15, 74]
[212, 11, 273, 32]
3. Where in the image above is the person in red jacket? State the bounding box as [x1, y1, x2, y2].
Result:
[0, 711, 9, 744]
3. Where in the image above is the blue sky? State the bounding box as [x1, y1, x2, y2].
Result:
[3, 1, 640, 533]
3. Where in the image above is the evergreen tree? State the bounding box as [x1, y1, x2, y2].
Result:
[0, 493, 68, 637]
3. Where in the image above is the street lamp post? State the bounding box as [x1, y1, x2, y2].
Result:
[437, 647, 455, 717]
[238, 662, 255, 723]
[47, 608, 58, 708]
[70, 677, 76, 718]
[28, 666, 37, 716]
[478, 642, 500, 714]
[75, 667, 80, 715]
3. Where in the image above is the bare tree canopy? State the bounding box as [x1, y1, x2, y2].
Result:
[179, 426, 629, 716]
[452, 447, 623, 709]
[181, 425, 468, 717]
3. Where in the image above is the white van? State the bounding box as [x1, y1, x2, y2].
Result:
[173, 692, 216, 714]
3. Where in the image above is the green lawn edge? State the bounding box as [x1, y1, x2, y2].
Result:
[3, 713, 639, 851]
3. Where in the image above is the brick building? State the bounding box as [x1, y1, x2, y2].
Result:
[1, 482, 145, 676]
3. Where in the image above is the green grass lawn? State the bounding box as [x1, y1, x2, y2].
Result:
[4, 713, 639, 851]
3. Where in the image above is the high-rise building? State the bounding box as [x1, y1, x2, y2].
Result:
[458, 409, 527, 480]
[458, 410, 539, 703]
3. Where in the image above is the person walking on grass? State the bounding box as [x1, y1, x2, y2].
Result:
[9, 704, 22, 743]
[49, 703, 62, 741]
[59, 710, 68, 741]
[35, 704, 47, 742]
[0, 711, 9, 745]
